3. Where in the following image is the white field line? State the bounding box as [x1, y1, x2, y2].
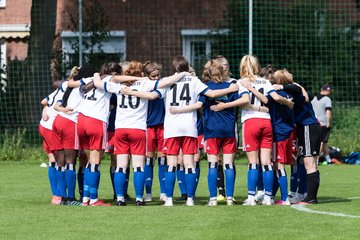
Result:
[291, 197, 360, 219]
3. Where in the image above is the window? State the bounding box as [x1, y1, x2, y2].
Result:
[181, 29, 227, 73]
[0, 0, 6, 8]
[61, 30, 126, 71]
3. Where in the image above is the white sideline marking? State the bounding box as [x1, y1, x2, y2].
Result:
[291, 197, 360, 219]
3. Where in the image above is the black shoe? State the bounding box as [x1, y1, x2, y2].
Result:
[299, 197, 318, 204]
[116, 201, 126, 206]
[113, 195, 117, 203]
[179, 194, 187, 201]
[61, 197, 68, 205]
[66, 197, 82, 206]
[124, 194, 131, 202]
[136, 200, 145, 206]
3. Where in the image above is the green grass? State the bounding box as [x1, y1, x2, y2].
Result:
[0, 159, 359, 240]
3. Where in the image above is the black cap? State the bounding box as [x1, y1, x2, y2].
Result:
[321, 84, 333, 91]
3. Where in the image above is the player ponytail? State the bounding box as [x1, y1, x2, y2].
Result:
[239, 55, 260, 82]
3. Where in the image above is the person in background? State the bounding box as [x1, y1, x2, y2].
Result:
[311, 84, 333, 165]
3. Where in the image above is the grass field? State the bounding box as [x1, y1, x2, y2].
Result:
[0, 159, 359, 240]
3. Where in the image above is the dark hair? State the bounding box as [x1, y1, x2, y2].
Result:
[259, 64, 276, 81]
[100, 62, 122, 76]
[172, 55, 189, 73]
[63, 63, 97, 107]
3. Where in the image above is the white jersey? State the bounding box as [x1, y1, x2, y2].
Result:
[163, 75, 208, 139]
[241, 77, 275, 123]
[106, 79, 157, 130]
[59, 77, 92, 123]
[79, 75, 112, 123]
[39, 82, 66, 130]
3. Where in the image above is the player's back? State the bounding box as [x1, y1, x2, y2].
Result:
[163, 75, 208, 139]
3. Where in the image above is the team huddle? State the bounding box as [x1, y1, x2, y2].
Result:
[39, 54, 321, 207]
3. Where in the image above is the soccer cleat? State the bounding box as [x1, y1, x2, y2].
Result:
[242, 198, 257, 206]
[136, 200, 145, 206]
[275, 199, 291, 205]
[89, 199, 111, 207]
[66, 198, 82, 206]
[124, 194, 131, 202]
[144, 194, 152, 202]
[226, 198, 234, 206]
[164, 198, 173, 207]
[254, 190, 265, 202]
[116, 201, 126, 206]
[159, 193, 167, 202]
[216, 194, 226, 202]
[186, 198, 194, 206]
[261, 198, 274, 206]
[179, 194, 187, 201]
[51, 196, 62, 205]
[298, 198, 318, 205]
[207, 199, 218, 206]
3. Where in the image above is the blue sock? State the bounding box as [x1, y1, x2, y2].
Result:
[257, 165, 264, 191]
[278, 169, 288, 201]
[195, 161, 201, 194]
[110, 166, 116, 197]
[144, 157, 154, 194]
[272, 171, 279, 198]
[56, 166, 67, 198]
[88, 164, 100, 200]
[134, 167, 145, 200]
[208, 162, 218, 198]
[77, 167, 84, 200]
[262, 164, 274, 198]
[158, 157, 167, 194]
[114, 167, 126, 199]
[177, 164, 187, 195]
[165, 165, 176, 198]
[297, 162, 307, 194]
[83, 167, 90, 199]
[48, 162, 57, 196]
[124, 167, 130, 196]
[290, 164, 298, 193]
[185, 168, 196, 198]
[65, 163, 76, 199]
[224, 163, 235, 198]
[247, 163, 259, 197]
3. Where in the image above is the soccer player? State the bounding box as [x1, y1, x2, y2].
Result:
[39, 74, 70, 204]
[199, 59, 249, 206]
[95, 61, 191, 206]
[267, 69, 296, 205]
[52, 65, 95, 205]
[210, 55, 293, 206]
[311, 84, 333, 165]
[142, 61, 167, 202]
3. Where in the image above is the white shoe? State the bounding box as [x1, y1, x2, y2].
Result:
[163, 198, 173, 207]
[226, 198, 234, 206]
[144, 194, 152, 202]
[186, 198, 194, 206]
[261, 197, 274, 206]
[207, 199, 217, 206]
[254, 190, 265, 202]
[288, 194, 300, 204]
[159, 193, 167, 202]
[243, 198, 256, 206]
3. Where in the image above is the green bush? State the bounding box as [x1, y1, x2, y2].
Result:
[0, 128, 45, 162]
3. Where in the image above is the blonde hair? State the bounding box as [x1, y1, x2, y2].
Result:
[215, 55, 232, 78]
[68, 66, 79, 80]
[202, 60, 225, 83]
[239, 55, 261, 82]
[119, 61, 130, 74]
[273, 69, 293, 85]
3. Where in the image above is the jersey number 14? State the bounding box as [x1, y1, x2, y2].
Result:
[170, 83, 191, 106]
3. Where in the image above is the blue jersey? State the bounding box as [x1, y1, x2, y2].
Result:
[147, 97, 165, 127]
[293, 92, 319, 126]
[267, 90, 295, 142]
[197, 110, 204, 135]
[107, 93, 117, 132]
[199, 81, 240, 140]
